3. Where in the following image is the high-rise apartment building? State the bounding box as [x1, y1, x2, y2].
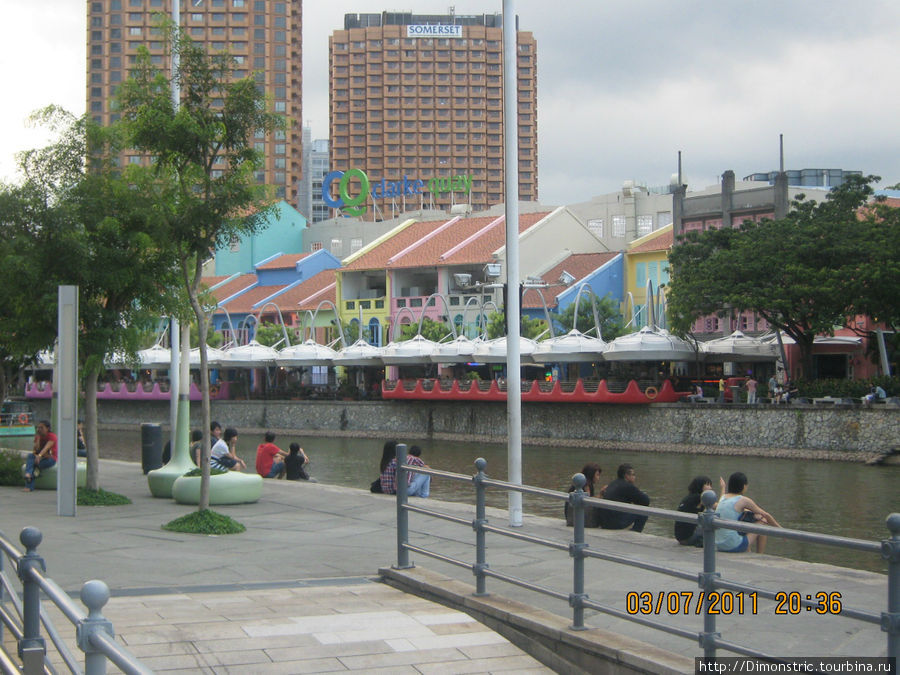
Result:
[86, 0, 301, 202]
[298, 126, 331, 223]
[328, 12, 537, 219]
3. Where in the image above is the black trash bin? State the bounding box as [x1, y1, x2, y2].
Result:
[141, 423, 163, 474]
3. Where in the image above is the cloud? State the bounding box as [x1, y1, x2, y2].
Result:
[2, 0, 898, 203]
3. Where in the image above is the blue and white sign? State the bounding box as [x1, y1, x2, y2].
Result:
[406, 25, 463, 38]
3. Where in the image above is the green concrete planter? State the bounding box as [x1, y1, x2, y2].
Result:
[22, 462, 87, 490]
[171, 470, 262, 505]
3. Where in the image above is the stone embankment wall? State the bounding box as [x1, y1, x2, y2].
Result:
[35, 399, 899, 461]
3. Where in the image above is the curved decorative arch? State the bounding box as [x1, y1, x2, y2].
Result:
[255, 301, 292, 348]
[520, 286, 556, 339]
[569, 283, 604, 339]
[304, 300, 348, 350]
[415, 293, 459, 340]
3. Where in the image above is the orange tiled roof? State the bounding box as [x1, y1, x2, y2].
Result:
[203, 274, 257, 304]
[522, 253, 619, 309]
[344, 212, 551, 271]
[218, 284, 286, 314]
[629, 228, 673, 254]
[255, 253, 310, 270]
[272, 269, 338, 311]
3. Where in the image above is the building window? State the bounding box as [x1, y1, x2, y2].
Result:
[638, 215, 653, 236]
[310, 242, 323, 252]
[330, 238, 342, 256]
[613, 215, 626, 238]
[587, 218, 603, 238]
[635, 262, 646, 288]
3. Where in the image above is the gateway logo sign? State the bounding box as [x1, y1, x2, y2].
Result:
[322, 168, 473, 217]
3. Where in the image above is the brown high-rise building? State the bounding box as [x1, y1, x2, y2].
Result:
[86, 0, 301, 203]
[328, 12, 537, 219]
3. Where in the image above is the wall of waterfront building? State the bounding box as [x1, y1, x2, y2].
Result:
[32, 400, 898, 457]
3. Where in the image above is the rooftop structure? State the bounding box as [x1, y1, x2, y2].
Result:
[328, 11, 537, 218]
[86, 0, 302, 202]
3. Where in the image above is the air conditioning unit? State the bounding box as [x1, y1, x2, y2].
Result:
[484, 263, 501, 279]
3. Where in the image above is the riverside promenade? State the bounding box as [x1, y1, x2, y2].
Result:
[0, 459, 894, 673]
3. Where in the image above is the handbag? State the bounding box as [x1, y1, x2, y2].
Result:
[370, 478, 383, 493]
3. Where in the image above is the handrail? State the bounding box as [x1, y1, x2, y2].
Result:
[0, 526, 152, 674]
[392, 447, 900, 661]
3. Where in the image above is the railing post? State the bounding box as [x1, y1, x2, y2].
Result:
[698, 490, 720, 658]
[568, 473, 588, 630]
[16, 527, 46, 674]
[472, 458, 489, 596]
[394, 443, 412, 569]
[0, 540, 4, 645]
[77, 580, 114, 675]
[882, 513, 900, 660]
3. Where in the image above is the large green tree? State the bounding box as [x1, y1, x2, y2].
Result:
[0, 107, 179, 489]
[667, 176, 898, 378]
[117, 25, 282, 508]
[551, 292, 625, 341]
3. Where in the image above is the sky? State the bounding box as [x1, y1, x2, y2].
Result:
[2, 1, 899, 205]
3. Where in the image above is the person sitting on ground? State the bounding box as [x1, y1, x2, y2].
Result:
[715, 471, 781, 553]
[686, 383, 705, 402]
[372, 440, 397, 493]
[255, 431, 287, 478]
[674, 475, 726, 546]
[864, 385, 887, 406]
[211, 427, 246, 471]
[784, 381, 799, 403]
[284, 443, 312, 481]
[598, 463, 650, 532]
[379, 441, 431, 497]
[405, 445, 431, 497]
[210, 421, 222, 448]
[24, 420, 58, 492]
[565, 462, 606, 527]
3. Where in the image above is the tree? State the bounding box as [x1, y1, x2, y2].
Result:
[486, 311, 547, 340]
[254, 321, 288, 348]
[0, 180, 63, 403]
[551, 292, 625, 341]
[0, 107, 180, 490]
[399, 317, 453, 342]
[117, 25, 282, 509]
[667, 176, 896, 378]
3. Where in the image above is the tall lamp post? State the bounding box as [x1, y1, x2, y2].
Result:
[502, 0, 522, 527]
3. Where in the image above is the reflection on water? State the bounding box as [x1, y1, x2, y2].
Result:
[91, 429, 900, 572]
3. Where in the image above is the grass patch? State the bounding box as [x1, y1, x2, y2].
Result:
[162, 509, 246, 535]
[77, 488, 132, 506]
[0, 449, 24, 486]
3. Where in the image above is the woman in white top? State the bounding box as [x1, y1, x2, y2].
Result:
[210, 427, 247, 471]
[715, 472, 780, 553]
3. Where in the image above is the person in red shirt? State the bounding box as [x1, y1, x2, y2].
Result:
[255, 431, 287, 478]
[24, 420, 58, 491]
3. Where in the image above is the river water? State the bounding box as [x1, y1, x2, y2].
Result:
[82, 428, 899, 573]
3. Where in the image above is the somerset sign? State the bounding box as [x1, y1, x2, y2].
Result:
[406, 25, 463, 38]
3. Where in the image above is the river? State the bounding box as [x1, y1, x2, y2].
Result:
[84, 427, 899, 573]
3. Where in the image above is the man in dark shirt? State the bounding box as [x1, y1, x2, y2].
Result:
[599, 463, 650, 532]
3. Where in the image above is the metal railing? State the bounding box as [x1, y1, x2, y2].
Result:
[391, 444, 900, 661]
[0, 526, 152, 675]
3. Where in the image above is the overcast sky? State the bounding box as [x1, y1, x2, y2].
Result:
[2, 1, 898, 204]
